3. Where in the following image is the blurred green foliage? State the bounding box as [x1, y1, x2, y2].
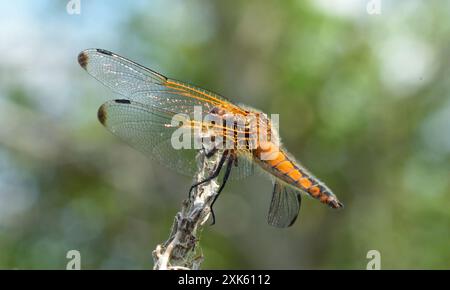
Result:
[0, 0, 449, 269]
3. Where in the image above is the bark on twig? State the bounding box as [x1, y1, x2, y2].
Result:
[152, 149, 223, 270]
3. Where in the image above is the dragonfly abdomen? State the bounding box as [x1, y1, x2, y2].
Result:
[254, 142, 343, 209]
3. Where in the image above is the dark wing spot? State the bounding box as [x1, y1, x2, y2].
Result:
[96, 48, 113, 56]
[77, 52, 89, 69]
[97, 104, 107, 125]
[114, 99, 131, 104]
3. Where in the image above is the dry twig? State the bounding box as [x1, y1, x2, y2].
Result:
[152, 149, 223, 270]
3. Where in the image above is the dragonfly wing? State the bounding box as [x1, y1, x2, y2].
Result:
[79, 49, 239, 117]
[80, 49, 254, 178]
[78, 49, 166, 96]
[230, 150, 254, 180]
[151, 139, 199, 176]
[267, 181, 302, 228]
[98, 99, 199, 176]
[98, 99, 256, 179]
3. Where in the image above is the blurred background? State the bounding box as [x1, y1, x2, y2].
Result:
[0, 0, 449, 269]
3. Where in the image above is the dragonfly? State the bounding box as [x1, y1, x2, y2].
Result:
[78, 48, 343, 228]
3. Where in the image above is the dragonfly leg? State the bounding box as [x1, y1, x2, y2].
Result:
[210, 153, 235, 225]
[188, 150, 229, 200]
[205, 146, 218, 158]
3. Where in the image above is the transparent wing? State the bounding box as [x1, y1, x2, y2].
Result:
[98, 99, 200, 175]
[78, 48, 245, 117]
[98, 99, 254, 179]
[80, 49, 255, 178]
[267, 181, 302, 228]
[231, 150, 255, 180]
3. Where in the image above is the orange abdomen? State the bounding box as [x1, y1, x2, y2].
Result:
[254, 141, 342, 208]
